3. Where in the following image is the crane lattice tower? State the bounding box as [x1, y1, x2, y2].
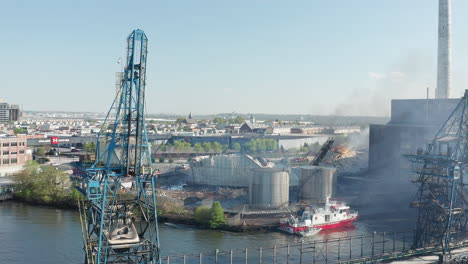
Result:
[77, 29, 161, 264]
[406, 90, 468, 253]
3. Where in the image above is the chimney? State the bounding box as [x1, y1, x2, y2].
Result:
[436, 0, 451, 99]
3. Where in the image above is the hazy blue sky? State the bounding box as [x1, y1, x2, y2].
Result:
[2, 0, 468, 116]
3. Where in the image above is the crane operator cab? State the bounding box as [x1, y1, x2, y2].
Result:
[86, 180, 101, 200]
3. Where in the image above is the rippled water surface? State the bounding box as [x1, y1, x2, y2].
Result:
[0, 202, 412, 264]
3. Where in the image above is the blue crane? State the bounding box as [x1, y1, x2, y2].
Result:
[77, 29, 161, 264]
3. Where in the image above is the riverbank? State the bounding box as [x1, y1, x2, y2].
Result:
[9, 195, 278, 233]
[13, 194, 78, 209]
[2, 202, 372, 263]
[158, 214, 278, 232]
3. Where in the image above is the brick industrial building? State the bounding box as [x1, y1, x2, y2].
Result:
[0, 136, 32, 176]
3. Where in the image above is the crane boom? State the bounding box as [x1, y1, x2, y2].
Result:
[310, 138, 335, 166]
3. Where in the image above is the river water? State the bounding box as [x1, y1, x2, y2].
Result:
[0, 202, 412, 264]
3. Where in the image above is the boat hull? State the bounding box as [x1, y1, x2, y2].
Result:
[278, 225, 321, 236]
[314, 216, 358, 230]
[278, 224, 309, 234]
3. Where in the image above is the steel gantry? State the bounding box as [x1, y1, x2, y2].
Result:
[406, 90, 468, 254]
[77, 29, 161, 264]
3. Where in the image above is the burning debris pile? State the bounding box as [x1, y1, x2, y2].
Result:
[332, 146, 355, 159]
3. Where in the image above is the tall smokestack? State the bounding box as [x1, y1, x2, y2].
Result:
[436, 0, 452, 99]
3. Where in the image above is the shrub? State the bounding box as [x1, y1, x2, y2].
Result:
[194, 206, 211, 225]
[194, 202, 226, 228]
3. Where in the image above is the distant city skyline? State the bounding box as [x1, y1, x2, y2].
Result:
[3, 1, 468, 116]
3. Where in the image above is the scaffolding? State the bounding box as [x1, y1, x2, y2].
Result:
[406, 90, 468, 254]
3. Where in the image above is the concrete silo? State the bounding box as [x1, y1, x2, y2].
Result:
[249, 168, 289, 209]
[299, 166, 336, 202]
[190, 153, 274, 187]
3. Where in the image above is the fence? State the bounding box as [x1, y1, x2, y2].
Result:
[161, 231, 415, 264]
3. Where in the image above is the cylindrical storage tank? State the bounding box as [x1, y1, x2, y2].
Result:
[249, 168, 289, 209]
[300, 166, 336, 202]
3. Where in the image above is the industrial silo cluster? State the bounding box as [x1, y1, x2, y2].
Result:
[189, 153, 337, 210]
[189, 153, 274, 187]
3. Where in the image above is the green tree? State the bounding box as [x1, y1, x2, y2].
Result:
[256, 139, 266, 152]
[35, 147, 46, 157]
[241, 139, 278, 153]
[209, 202, 226, 228]
[244, 141, 256, 153]
[159, 143, 167, 152]
[13, 161, 40, 200]
[211, 142, 222, 153]
[176, 117, 186, 123]
[68, 182, 83, 202]
[36, 165, 68, 202]
[194, 143, 203, 153]
[159, 157, 165, 163]
[202, 142, 211, 153]
[231, 142, 241, 152]
[169, 158, 174, 164]
[213, 117, 225, 124]
[13, 128, 26, 135]
[84, 142, 96, 153]
[13, 161, 70, 204]
[183, 142, 192, 152]
[233, 116, 245, 124]
[265, 139, 278, 151]
[174, 141, 184, 153]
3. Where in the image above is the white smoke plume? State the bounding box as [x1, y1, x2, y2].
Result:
[333, 54, 433, 117]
